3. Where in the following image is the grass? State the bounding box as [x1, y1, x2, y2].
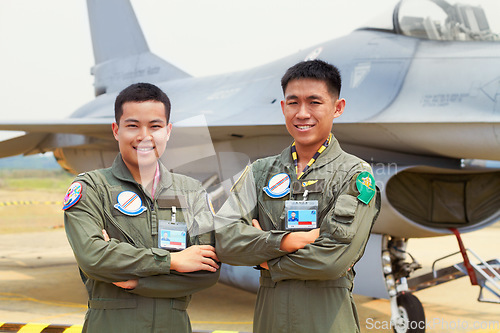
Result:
[0, 170, 75, 234]
[0, 170, 74, 191]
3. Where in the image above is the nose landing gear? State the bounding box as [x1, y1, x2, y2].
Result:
[381, 235, 425, 333]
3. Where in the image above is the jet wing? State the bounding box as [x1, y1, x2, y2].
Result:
[333, 122, 500, 161]
[0, 118, 113, 157]
[0, 133, 50, 157]
[0, 118, 112, 134]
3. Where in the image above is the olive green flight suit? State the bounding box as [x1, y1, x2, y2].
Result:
[215, 136, 381, 333]
[64, 155, 219, 333]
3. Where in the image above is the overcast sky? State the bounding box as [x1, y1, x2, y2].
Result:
[0, 0, 402, 125]
[2, 0, 498, 126]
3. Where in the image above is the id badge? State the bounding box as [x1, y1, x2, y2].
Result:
[285, 200, 318, 230]
[158, 220, 187, 251]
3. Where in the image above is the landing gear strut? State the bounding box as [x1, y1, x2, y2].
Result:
[381, 235, 425, 333]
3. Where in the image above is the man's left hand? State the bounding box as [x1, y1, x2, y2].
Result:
[102, 230, 139, 289]
[113, 279, 139, 289]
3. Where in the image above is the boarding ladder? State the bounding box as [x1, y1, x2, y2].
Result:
[408, 249, 500, 304]
[452, 249, 500, 303]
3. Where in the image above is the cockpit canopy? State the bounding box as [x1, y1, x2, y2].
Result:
[365, 0, 500, 41]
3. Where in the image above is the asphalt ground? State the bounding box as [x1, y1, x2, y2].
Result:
[0, 225, 499, 333]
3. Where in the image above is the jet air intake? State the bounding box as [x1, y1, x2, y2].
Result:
[372, 165, 500, 238]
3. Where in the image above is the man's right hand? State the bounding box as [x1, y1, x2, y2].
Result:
[251, 218, 319, 253]
[170, 245, 220, 273]
[280, 228, 320, 252]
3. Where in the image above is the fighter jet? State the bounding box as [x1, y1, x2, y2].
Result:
[1, 0, 499, 331]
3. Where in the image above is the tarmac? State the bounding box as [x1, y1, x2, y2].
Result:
[0, 225, 499, 333]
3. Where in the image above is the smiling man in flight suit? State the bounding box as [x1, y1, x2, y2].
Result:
[215, 60, 381, 333]
[63, 83, 220, 333]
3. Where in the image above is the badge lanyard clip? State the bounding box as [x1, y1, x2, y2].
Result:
[158, 205, 187, 251]
[171, 206, 176, 223]
[302, 190, 309, 201]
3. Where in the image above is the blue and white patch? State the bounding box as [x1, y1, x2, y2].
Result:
[63, 182, 83, 211]
[114, 191, 147, 216]
[263, 173, 290, 198]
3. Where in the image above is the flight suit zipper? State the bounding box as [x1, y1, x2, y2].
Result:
[151, 298, 156, 333]
[103, 209, 137, 246]
[300, 164, 337, 226]
[318, 194, 336, 226]
[147, 197, 158, 236]
[137, 186, 158, 237]
[258, 200, 280, 230]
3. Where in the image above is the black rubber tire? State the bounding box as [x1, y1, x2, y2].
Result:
[392, 293, 426, 333]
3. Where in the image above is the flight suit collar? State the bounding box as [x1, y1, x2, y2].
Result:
[279, 134, 343, 176]
[155, 161, 174, 192]
[111, 154, 174, 193]
[111, 154, 135, 183]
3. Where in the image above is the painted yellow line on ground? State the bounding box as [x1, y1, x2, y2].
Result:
[0, 323, 83, 333]
[17, 323, 49, 333]
[0, 292, 86, 309]
[29, 309, 87, 325]
[192, 321, 252, 325]
[0, 271, 34, 281]
[0, 201, 62, 207]
[61, 327, 83, 333]
[0, 323, 249, 333]
[194, 331, 247, 333]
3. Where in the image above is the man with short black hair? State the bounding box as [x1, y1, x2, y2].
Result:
[216, 60, 381, 332]
[64, 82, 219, 333]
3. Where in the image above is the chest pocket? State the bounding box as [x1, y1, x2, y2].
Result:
[329, 194, 358, 243]
[157, 196, 189, 222]
[259, 195, 287, 230]
[157, 195, 197, 247]
[292, 178, 334, 229]
[259, 178, 334, 230]
[108, 189, 151, 247]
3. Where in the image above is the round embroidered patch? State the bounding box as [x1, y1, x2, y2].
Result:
[63, 182, 83, 210]
[114, 191, 147, 216]
[263, 173, 290, 198]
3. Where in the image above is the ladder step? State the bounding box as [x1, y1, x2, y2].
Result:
[408, 265, 465, 291]
[455, 259, 500, 303]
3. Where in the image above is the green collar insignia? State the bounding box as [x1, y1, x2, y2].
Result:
[356, 171, 376, 204]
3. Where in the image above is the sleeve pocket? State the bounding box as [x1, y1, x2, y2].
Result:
[333, 194, 358, 223]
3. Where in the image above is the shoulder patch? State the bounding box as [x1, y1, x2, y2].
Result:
[206, 193, 215, 216]
[356, 171, 376, 204]
[62, 182, 83, 210]
[230, 165, 251, 193]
